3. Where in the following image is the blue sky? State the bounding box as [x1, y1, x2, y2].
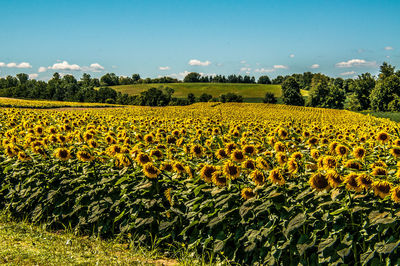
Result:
[1, 0, 399, 80]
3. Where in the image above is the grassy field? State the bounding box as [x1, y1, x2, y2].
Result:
[108, 83, 309, 102]
[0, 212, 227, 265]
[360, 111, 400, 122]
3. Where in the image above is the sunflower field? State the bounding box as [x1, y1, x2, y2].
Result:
[2, 102, 400, 264]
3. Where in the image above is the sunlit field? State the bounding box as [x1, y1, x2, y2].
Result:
[1, 102, 400, 264]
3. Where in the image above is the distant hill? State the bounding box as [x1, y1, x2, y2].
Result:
[105, 83, 309, 103]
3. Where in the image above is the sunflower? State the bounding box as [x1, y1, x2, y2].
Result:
[136, 153, 151, 165]
[215, 148, 228, 159]
[256, 157, 270, 170]
[116, 154, 131, 167]
[173, 161, 186, 173]
[356, 174, 373, 190]
[335, 145, 348, 157]
[329, 142, 339, 154]
[231, 149, 245, 163]
[278, 128, 288, 139]
[268, 168, 285, 186]
[371, 167, 387, 176]
[88, 139, 98, 149]
[107, 144, 122, 156]
[345, 173, 362, 192]
[212, 171, 228, 187]
[83, 131, 94, 141]
[54, 148, 71, 161]
[391, 186, 400, 203]
[353, 147, 366, 159]
[241, 188, 256, 200]
[373, 181, 392, 199]
[311, 149, 321, 160]
[276, 152, 287, 165]
[161, 161, 173, 172]
[288, 158, 299, 174]
[326, 170, 343, 188]
[223, 161, 240, 179]
[309, 172, 330, 191]
[242, 159, 256, 170]
[370, 160, 387, 169]
[166, 135, 176, 144]
[34, 125, 44, 135]
[143, 163, 159, 178]
[394, 139, 400, 147]
[200, 164, 217, 183]
[17, 151, 31, 162]
[144, 134, 154, 143]
[242, 145, 256, 155]
[273, 142, 285, 153]
[322, 156, 337, 169]
[190, 144, 203, 157]
[307, 137, 318, 146]
[376, 131, 390, 143]
[150, 149, 163, 159]
[291, 152, 303, 161]
[345, 160, 362, 170]
[225, 142, 236, 155]
[250, 170, 264, 186]
[390, 146, 400, 158]
[77, 150, 94, 162]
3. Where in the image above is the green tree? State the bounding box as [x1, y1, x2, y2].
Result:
[257, 75, 271, 84]
[306, 74, 330, 107]
[281, 77, 304, 106]
[187, 93, 196, 104]
[370, 75, 400, 111]
[184, 72, 201, 83]
[263, 92, 277, 104]
[198, 93, 212, 102]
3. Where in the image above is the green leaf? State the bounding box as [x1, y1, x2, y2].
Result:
[284, 213, 306, 237]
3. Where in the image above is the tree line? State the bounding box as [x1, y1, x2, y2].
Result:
[278, 62, 400, 112]
[0, 62, 399, 110]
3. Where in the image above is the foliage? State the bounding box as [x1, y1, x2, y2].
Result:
[281, 77, 305, 106]
[263, 92, 277, 104]
[219, 93, 243, 103]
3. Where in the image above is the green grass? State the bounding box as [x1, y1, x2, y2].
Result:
[0, 212, 228, 265]
[107, 83, 309, 102]
[360, 111, 400, 122]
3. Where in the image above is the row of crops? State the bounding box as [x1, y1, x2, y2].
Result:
[0, 97, 120, 108]
[1, 102, 400, 264]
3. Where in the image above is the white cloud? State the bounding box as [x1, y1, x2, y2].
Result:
[38, 66, 47, 73]
[240, 67, 251, 72]
[199, 72, 216, 77]
[289, 54, 295, 58]
[335, 59, 376, 68]
[48, 61, 81, 71]
[169, 71, 191, 80]
[5, 62, 32, 68]
[0, 62, 5, 67]
[29, 73, 38, 79]
[240, 60, 246, 64]
[188, 59, 211, 66]
[89, 63, 104, 72]
[310, 64, 320, 69]
[159, 66, 170, 70]
[385, 46, 394, 51]
[273, 65, 288, 69]
[255, 68, 275, 73]
[340, 71, 356, 76]
[16, 62, 32, 68]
